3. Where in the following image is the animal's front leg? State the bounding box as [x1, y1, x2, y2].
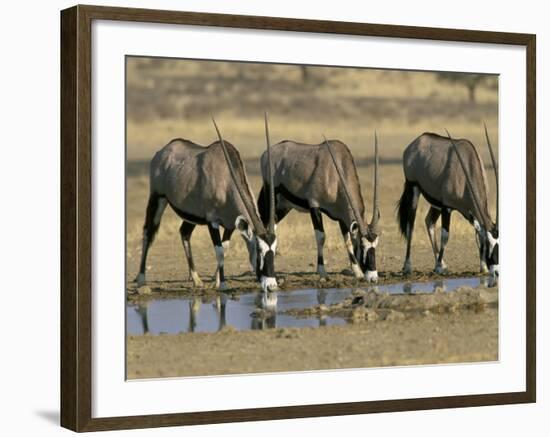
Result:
[310, 208, 327, 278]
[435, 209, 451, 274]
[179, 221, 203, 287]
[425, 206, 441, 268]
[221, 228, 234, 256]
[208, 223, 228, 290]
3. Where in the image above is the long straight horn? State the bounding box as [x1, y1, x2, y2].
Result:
[445, 129, 486, 228]
[370, 130, 380, 233]
[483, 122, 498, 225]
[212, 117, 265, 234]
[264, 112, 275, 233]
[323, 136, 366, 235]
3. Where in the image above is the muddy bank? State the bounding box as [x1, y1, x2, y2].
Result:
[127, 269, 488, 302]
[285, 285, 498, 323]
[127, 306, 498, 379]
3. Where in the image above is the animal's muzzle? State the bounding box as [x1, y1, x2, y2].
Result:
[259, 251, 277, 292]
[260, 276, 278, 292]
[365, 270, 378, 283]
[262, 250, 275, 278]
[366, 248, 376, 273]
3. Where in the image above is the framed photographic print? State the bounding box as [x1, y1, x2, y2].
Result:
[60, 4, 536, 432]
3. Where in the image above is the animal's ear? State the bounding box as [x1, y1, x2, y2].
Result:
[473, 219, 483, 234]
[350, 221, 359, 238]
[235, 215, 253, 241]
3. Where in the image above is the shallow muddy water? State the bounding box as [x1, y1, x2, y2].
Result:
[127, 276, 493, 335]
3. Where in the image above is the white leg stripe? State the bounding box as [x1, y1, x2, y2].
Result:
[215, 245, 224, 266]
[441, 229, 449, 245]
[315, 230, 326, 246]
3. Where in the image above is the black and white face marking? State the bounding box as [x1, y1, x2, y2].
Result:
[256, 233, 278, 292]
[486, 228, 499, 277]
[344, 221, 363, 278]
[358, 235, 379, 283]
[474, 220, 499, 278]
[235, 215, 257, 271]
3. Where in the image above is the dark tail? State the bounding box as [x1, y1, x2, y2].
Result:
[257, 183, 270, 227]
[397, 180, 415, 238]
[138, 192, 166, 275]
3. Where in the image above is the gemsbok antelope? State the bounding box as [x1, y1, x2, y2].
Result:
[135, 119, 278, 292]
[257, 133, 381, 282]
[397, 126, 499, 278]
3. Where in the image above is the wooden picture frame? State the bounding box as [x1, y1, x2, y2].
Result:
[60, 4, 536, 432]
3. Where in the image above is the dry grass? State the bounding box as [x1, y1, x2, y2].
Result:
[126, 57, 498, 160]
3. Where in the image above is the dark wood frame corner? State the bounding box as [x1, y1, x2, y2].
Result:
[60, 4, 536, 432]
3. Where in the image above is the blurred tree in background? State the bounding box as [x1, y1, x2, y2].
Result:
[435, 73, 496, 103]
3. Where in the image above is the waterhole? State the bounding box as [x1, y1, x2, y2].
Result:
[127, 276, 494, 335]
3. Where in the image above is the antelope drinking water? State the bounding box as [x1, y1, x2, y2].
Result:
[397, 126, 499, 278]
[135, 119, 278, 292]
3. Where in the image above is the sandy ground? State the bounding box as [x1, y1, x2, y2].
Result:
[127, 284, 498, 378]
[127, 307, 498, 379]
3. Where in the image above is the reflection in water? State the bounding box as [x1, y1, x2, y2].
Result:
[316, 290, 325, 326]
[317, 289, 327, 306]
[214, 294, 227, 331]
[481, 276, 498, 288]
[134, 303, 149, 334]
[189, 297, 200, 333]
[251, 292, 278, 330]
[251, 310, 277, 330]
[257, 291, 278, 310]
[127, 276, 493, 336]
